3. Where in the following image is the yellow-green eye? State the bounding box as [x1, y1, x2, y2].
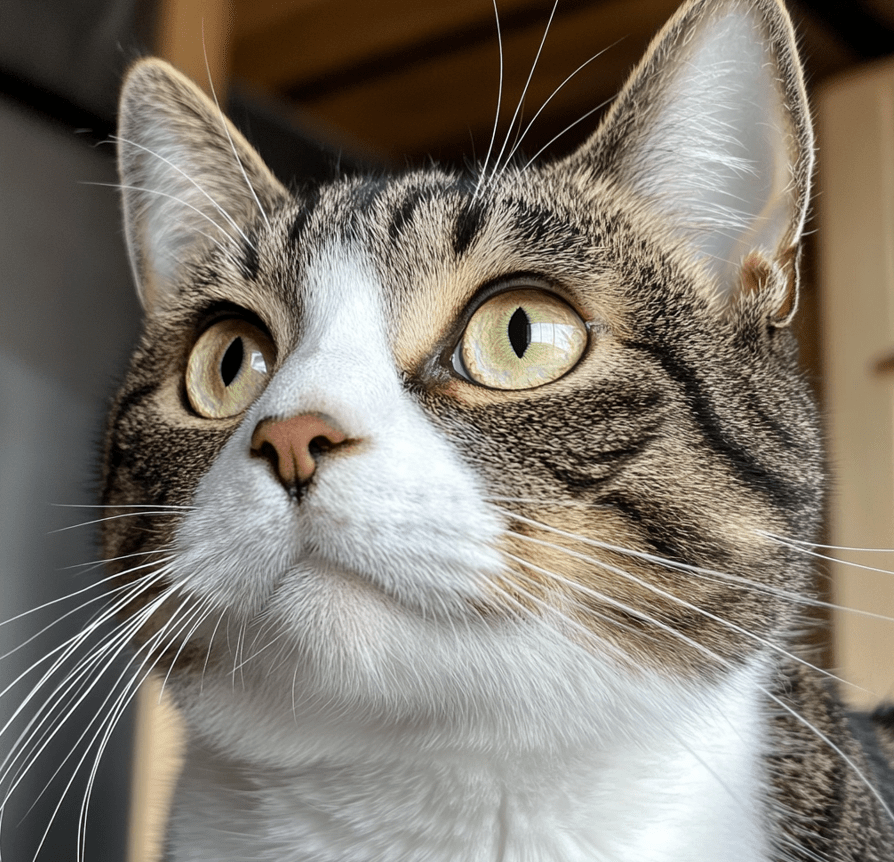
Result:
[186, 318, 275, 418]
[455, 289, 587, 389]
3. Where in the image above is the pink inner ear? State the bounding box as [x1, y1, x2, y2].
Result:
[557, 0, 811, 305]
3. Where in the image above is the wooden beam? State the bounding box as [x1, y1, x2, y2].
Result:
[233, 0, 327, 42]
[272, 0, 678, 161]
[817, 57, 894, 708]
[127, 677, 186, 862]
[232, 0, 544, 91]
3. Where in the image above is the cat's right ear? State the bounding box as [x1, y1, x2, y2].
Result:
[554, 0, 813, 323]
[117, 58, 289, 313]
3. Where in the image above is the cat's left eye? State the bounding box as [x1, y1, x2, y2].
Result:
[453, 289, 587, 390]
[186, 318, 275, 418]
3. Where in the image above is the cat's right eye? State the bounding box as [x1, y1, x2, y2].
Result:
[452, 289, 588, 390]
[186, 318, 275, 418]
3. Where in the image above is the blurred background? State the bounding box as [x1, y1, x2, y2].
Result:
[1, 0, 893, 859]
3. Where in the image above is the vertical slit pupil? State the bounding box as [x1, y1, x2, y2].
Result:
[220, 337, 244, 386]
[507, 307, 530, 358]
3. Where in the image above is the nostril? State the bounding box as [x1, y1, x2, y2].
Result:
[308, 435, 335, 459]
[255, 440, 281, 474]
[250, 413, 351, 493]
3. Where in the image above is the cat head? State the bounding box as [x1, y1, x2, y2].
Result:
[103, 0, 821, 756]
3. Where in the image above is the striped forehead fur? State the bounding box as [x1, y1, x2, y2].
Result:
[103, 153, 821, 683]
[83, 0, 894, 858]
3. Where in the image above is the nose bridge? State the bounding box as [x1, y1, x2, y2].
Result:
[257, 255, 400, 431]
[247, 247, 401, 493]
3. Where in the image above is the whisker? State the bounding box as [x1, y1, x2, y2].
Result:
[0, 566, 173, 705]
[0, 554, 165, 634]
[501, 552, 664, 646]
[475, 0, 505, 198]
[518, 97, 614, 174]
[497, 563, 650, 666]
[510, 530, 870, 695]
[200, 608, 228, 694]
[62, 547, 174, 571]
[158, 596, 216, 697]
[23, 631, 161, 860]
[488, 0, 560, 185]
[200, 27, 271, 230]
[110, 136, 255, 244]
[52, 503, 195, 511]
[0, 582, 174, 806]
[1, 587, 175, 816]
[0, 561, 171, 665]
[24, 600, 193, 862]
[763, 531, 894, 577]
[760, 531, 894, 554]
[492, 504, 894, 624]
[495, 510, 894, 830]
[49, 509, 184, 533]
[82, 181, 241, 261]
[486, 495, 593, 507]
[503, 550, 693, 663]
[505, 40, 622, 169]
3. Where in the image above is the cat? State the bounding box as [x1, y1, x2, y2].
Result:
[7, 0, 894, 859]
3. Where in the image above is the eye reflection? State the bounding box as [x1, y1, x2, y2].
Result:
[456, 289, 587, 390]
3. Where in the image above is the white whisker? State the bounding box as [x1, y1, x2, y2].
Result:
[518, 97, 614, 174]
[488, 0, 560, 185]
[492, 504, 894, 624]
[49, 509, 184, 533]
[82, 181, 241, 261]
[763, 531, 894, 576]
[475, 0, 505, 199]
[52, 503, 195, 511]
[200, 26, 271, 230]
[110, 136, 255, 245]
[506, 41, 622, 169]
[495, 508, 894, 831]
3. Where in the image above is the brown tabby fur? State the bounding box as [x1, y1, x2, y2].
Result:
[89, 0, 894, 859]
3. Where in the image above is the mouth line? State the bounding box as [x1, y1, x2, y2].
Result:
[270, 553, 493, 625]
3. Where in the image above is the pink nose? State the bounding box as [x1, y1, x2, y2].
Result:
[250, 414, 348, 488]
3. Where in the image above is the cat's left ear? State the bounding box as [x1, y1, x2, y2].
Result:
[117, 58, 290, 313]
[557, 0, 813, 323]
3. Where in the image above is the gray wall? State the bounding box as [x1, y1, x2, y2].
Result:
[0, 94, 141, 859]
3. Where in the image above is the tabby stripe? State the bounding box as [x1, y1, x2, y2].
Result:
[540, 434, 658, 498]
[288, 186, 320, 247]
[388, 187, 429, 243]
[453, 199, 487, 257]
[240, 229, 259, 280]
[111, 380, 160, 424]
[509, 199, 584, 251]
[625, 340, 807, 514]
[600, 491, 689, 565]
[353, 176, 389, 213]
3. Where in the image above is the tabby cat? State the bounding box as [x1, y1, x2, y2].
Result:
[11, 0, 894, 858]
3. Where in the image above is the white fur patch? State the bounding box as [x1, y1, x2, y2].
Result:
[164, 245, 772, 861]
[168, 661, 772, 862]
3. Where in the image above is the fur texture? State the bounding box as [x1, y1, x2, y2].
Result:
[8, 0, 894, 859]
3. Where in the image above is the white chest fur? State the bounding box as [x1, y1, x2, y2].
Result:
[167, 662, 770, 862]
[157, 247, 773, 861]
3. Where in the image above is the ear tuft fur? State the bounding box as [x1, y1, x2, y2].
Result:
[556, 0, 813, 317]
[117, 58, 289, 312]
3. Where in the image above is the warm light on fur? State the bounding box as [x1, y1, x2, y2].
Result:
[5, 1, 894, 860]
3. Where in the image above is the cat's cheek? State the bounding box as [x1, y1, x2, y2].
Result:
[167, 396, 507, 626]
[171, 436, 301, 614]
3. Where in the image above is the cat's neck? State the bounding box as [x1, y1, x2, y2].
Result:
[167, 661, 772, 862]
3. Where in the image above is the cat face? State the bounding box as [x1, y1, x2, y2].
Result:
[101, 0, 821, 758]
